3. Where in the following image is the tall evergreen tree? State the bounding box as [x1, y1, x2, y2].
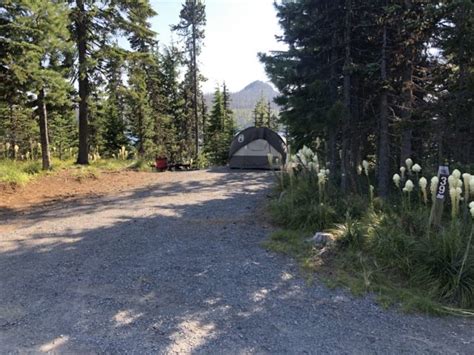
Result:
[433, 0, 474, 164]
[102, 46, 128, 156]
[160, 45, 185, 160]
[69, 0, 157, 164]
[127, 55, 154, 157]
[204, 83, 235, 165]
[253, 97, 270, 128]
[172, 0, 206, 158]
[0, 0, 72, 168]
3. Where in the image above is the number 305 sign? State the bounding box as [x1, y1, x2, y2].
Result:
[436, 166, 450, 200]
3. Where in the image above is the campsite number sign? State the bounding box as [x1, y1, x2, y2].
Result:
[429, 165, 449, 227]
[436, 166, 450, 200]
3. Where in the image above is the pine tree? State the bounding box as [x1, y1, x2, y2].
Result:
[69, 0, 157, 164]
[260, 0, 442, 196]
[433, 0, 474, 164]
[222, 82, 236, 137]
[102, 46, 128, 156]
[0, 0, 72, 168]
[160, 45, 185, 161]
[204, 86, 224, 164]
[127, 55, 154, 157]
[204, 83, 236, 165]
[0, 0, 35, 159]
[172, 0, 206, 158]
[253, 97, 269, 128]
[221, 82, 236, 161]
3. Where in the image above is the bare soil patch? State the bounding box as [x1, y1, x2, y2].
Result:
[0, 169, 174, 232]
[0, 169, 165, 210]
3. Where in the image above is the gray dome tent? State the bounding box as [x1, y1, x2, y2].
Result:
[229, 127, 287, 169]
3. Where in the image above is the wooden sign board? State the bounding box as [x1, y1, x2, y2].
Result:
[435, 166, 450, 200]
[429, 165, 450, 228]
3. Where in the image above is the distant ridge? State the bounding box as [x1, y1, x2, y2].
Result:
[204, 80, 279, 129]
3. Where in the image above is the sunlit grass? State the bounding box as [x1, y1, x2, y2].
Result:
[0, 158, 135, 186]
[0, 160, 40, 186]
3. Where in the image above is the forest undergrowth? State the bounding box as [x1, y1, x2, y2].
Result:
[266, 147, 474, 316]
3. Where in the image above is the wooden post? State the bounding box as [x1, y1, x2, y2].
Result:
[429, 166, 450, 228]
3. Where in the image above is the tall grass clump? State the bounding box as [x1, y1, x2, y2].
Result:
[0, 160, 40, 186]
[268, 147, 474, 314]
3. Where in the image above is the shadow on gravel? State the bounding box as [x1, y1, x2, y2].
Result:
[0, 169, 472, 353]
[0, 169, 300, 353]
[0, 167, 270, 226]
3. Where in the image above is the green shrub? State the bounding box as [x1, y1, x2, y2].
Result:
[269, 176, 337, 232]
[195, 152, 210, 169]
[335, 194, 369, 219]
[130, 158, 153, 172]
[331, 214, 366, 250]
[411, 222, 473, 309]
[0, 160, 34, 186]
[357, 205, 473, 309]
[72, 166, 100, 181]
[22, 161, 41, 175]
[0, 168, 31, 186]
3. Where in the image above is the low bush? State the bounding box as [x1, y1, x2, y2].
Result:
[0, 160, 35, 186]
[71, 166, 101, 182]
[129, 158, 153, 172]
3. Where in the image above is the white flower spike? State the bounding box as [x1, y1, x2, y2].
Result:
[452, 169, 461, 179]
[400, 166, 406, 179]
[412, 164, 422, 173]
[419, 177, 427, 189]
[393, 174, 401, 187]
[362, 160, 369, 176]
[462, 173, 471, 197]
[448, 175, 456, 187]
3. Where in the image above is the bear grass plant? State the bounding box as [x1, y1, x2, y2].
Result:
[267, 147, 474, 315]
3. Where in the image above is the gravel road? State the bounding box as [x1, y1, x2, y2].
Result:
[0, 168, 472, 354]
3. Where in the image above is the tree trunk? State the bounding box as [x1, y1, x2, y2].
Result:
[328, 125, 337, 174]
[76, 0, 89, 165]
[400, 0, 413, 166]
[350, 74, 362, 192]
[378, 21, 390, 198]
[341, 0, 352, 193]
[138, 109, 144, 156]
[437, 117, 445, 165]
[9, 103, 16, 160]
[400, 126, 412, 164]
[38, 87, 51, 170]
[328, 32, 338, 175]
[192, 23, 199, 158]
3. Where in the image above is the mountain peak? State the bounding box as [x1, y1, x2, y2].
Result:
[204, 80, 279, 129]
[241, 80, 273, 92]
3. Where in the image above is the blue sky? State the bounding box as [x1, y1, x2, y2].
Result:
[149, 0, 286, 93]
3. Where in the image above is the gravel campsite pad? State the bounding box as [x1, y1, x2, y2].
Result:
[0, 168, 472, 353]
